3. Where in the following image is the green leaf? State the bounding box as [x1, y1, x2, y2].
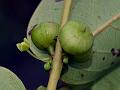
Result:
[61, 63, 105, 85]
[27, 0, 120, 85]
[91, 66, 120, 90]
[68, 84, 92, 90]
[0, 66, 26, 90]
[84, 51, 120, 71]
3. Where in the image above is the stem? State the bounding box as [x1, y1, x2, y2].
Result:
[93, 13, 120, 37]
[61, 0, 73, 27]
[47, 40, 62, 90]
[47, 0, 72, 90]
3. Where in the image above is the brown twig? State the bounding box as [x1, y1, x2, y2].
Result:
[93, 13, 120, 37]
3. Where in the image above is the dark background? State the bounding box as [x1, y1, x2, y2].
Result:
[0, 0, 53, 90]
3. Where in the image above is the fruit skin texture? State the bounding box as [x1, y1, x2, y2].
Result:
[60, 21, 94, 55]
[31, 22, 60, 50]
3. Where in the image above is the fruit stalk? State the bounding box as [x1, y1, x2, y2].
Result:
[47, 0, 72, 90]
[93, 13, 120, 37]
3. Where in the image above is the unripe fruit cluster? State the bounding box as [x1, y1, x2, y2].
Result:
[31, 21, 94, 63]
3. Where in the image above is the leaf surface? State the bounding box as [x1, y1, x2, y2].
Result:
[0, 66, 26, 90]
[91, 66, 120, 90]
[27, 0, 120, 84]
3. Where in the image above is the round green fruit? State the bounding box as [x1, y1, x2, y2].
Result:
[31, 22, 60, 50]
[60, 21, 94, 55]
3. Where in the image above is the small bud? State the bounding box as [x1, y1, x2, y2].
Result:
[48, 60, 52, 65]
[44, 62, 51, 71]
[63, 56, 68, 64]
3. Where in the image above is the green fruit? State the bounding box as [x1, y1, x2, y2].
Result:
[31, 22, 60, 50]
[60, 21, 94, 55]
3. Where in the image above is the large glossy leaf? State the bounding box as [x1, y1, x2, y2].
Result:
[61, 64, 105, 85]
[91, 66, 120, 90]
[27, 0, 120, 85]
[0, 66, 26, 90]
